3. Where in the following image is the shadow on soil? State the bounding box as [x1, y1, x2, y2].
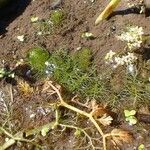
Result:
[111, 7, 150, 18]
[0, 0, 31, 35]
[142, 47, 150, 60]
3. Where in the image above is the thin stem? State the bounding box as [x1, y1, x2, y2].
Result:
[0, 139, 15, 150]
[52, 108, 59, 129]
[59, 123, 96, 150]
[89, 115, 104, 136]
[48, 83, 64, 103]
[61, 101, 89, 117]
[0, 127, 14, 139]
[0, 127, 43, 150]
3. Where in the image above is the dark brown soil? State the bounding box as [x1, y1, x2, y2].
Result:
[0, 0, 150, 150]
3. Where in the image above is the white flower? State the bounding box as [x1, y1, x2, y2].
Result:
[105, 50, 116, 61]
[124, 52, 137, 64]
[107, 52, 137, 68]
[17, 35, 24, 42]
[104, 49, 137, 70]
[127, 64, 136, 75]
[117, 26, 144, 50]
[114, 56, 125, 66]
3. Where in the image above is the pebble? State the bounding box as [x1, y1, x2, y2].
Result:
[50, 0, 63, 10]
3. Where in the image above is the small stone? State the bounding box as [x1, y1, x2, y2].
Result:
[17, 35, 24, 42]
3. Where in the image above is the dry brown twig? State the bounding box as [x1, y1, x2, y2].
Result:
[71, 95, 90, 108]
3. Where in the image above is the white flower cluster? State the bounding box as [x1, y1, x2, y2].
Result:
[114, 52, 137, 67]
[105, 50, 137, 69]
[117, 26, 144, 50]
[105, 50, 116, 62]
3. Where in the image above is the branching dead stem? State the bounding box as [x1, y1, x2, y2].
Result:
[53, 108, 99, 149]
[0, 82, 132, 150]
[59, 123, 97, 149]
[48, 82, 108, 150]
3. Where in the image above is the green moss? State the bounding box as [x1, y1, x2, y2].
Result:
[50, 10, 64, 27]
[27, 47, 50, 74]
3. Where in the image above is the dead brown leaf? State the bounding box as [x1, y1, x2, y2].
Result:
[110, 129, 133, 146]
[97, 114, 113, 126]
[90, 100, 110, 118]
[18, 80, 34, 96]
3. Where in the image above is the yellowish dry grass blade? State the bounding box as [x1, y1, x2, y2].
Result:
[95, 0, 121, 25]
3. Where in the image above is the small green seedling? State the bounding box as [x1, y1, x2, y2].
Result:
[27, 47, 50, 74]
[138, 144, 145, 150]
[41, 126, 51, 137]
[36, 10, 64, 35]
[0, 68, 15, 79]
[124, 109, 137, 125]
[50, 10, 64, 27]
[74, 128, 82, 137]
